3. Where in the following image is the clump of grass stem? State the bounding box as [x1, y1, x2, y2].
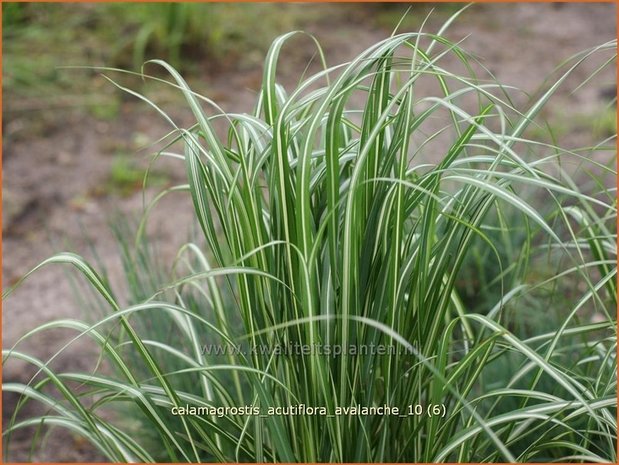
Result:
[3, 11, 616, 463]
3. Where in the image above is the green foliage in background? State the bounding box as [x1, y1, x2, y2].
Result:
[2, 2, 299, 124]
[3, 9, 617, 463]
[114, 3, 298, 70]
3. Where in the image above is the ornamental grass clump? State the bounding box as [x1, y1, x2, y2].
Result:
[3, 12, 617, 463]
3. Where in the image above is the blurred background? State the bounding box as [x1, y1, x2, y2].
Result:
[2, 3, 616, 461]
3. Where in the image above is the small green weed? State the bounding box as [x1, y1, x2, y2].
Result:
[102, 154, 169, 197]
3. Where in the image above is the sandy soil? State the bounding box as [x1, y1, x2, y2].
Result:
[2, 3, 616, 461]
